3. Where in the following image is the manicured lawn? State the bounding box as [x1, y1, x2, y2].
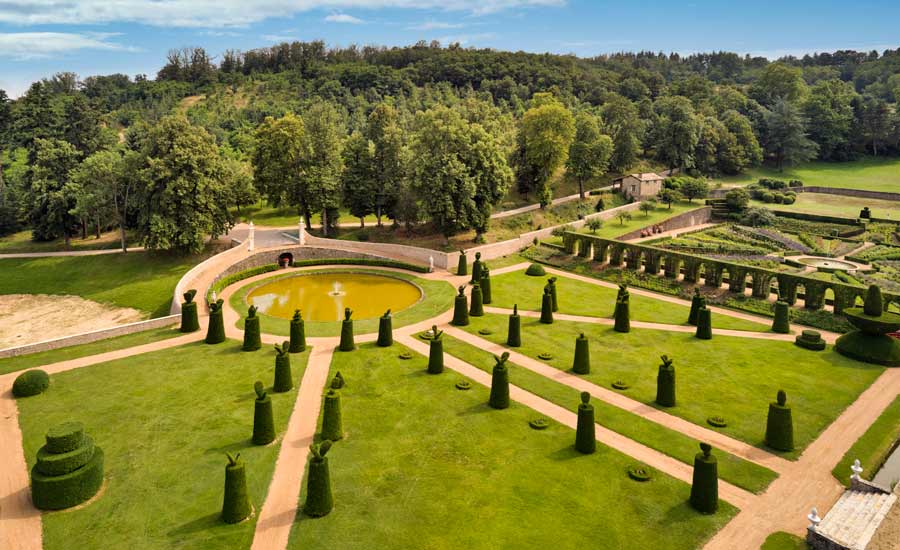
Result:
[832, 395, 900, 488]
[0, 325, 182, 375]
[581, 201, 705, 240]
[232, 204, 379, 227]
[761, 532, 809, 550]
[0, 229, 137, 254]
[488, 269, 769, 332]
[717, 157, 900, 192]
[288, 342, 735, 550]
[439, 334, 778, 493]
[0, 252, 203, 317]
[229, 269, 455, 338]
[458, 314, 883, 458]
[749, 194, 900, 221]
[16, 340, 309, 549]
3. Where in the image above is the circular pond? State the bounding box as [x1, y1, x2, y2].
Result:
[246, 272, 422, 321]
[795, 257, 859, 272]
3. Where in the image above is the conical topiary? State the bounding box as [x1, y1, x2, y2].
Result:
[864, 284, 883, 317]
[489, 352, 510, 409]
[507, 304, 521, 347]
[304, 441, 334, 517]
[470, 251, 483, 284]
[469, 283, 484, 317]
[480, 266, 492, 304]
[30, 422, 104, 510]
[242, 305, 262, 351]
[688, 288, 705, 326]
[572, 333, 590, 375]
[451, 285, 470, 326]
[695, 307, 712, 340]
[205, 299, 226, 344]
[613, 296, 630, 333]
[273, 342, 293, 393]
[252, 381, 275, 445]
[655, 355, 676, 407]
[427, 326, 444, 374]
[690, 443, 718, 514]
[835, 284, 900, 366]
[764, 390, 794, 452]
[222, 452, 252, 523]
[546, 277, 559, 312]
[321, 389, 343, 441]
[180, 289, 200, 332]
[339, 308, 355, 351]
[289, 310, 306, 353]
[457, 250, 468, 276]
[540, 287, 554, 324]
[575, 392, 596, 454]
[772, 301, 790, 334]
[377, 309, 393, 347]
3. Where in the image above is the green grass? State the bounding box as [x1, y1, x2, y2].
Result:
[749, 194, 900, 221]
[458, 314, 883, 458]
[0, 252, 203, 317]
[16, 339, 310, 549]
[229, 269, 455, 337]
[439, 334, 778, 493]
[287, 342, 735, 550]
[232, 204, 379, 227]
[760, 532, 809, 550]
[717, 157, 900, 192]
[580, 201, 705, 239]
[0, 325, 183, 375]
[0, 229, 138, 254]
[489, 269, 769, 332]
[832, 395, 900, 487]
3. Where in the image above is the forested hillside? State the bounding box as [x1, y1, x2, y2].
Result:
[1, 42, 899, 251]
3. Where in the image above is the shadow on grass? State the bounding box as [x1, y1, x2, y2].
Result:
[167, 511, 223, 537]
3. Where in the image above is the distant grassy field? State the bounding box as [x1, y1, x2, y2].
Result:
[717, 157, 900, 192]
[749, 193, 900, 221]
[0, 229, 138, 254]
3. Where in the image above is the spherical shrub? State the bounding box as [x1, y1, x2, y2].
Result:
[12, 369, 50, 398]
[525, 263, 546, 276]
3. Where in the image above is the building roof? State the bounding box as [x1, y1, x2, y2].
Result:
[614, 172, 664, 183]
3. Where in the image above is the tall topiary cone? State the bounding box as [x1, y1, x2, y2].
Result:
[31, 422, 104, 510]
[489, 352, 510, 409]
[836, 284, 900, 366]
[339, 308, 355, 351]
[613, 296, 630, 333]
[765, 390, 794, 452]
[206, 299, 226, 344]
[572, 333, 591, 375]
[222, 453, 252, 524]
[321, 389, 343, 441]
[451, 286, 470, 326]
[690, 443, 718, 514]
[252, 381, 275, 445]
[655, 355, 676, 407]
[772, 301, 790, 334]
[469, 283, 485, 317]
[507, 305, 522, 347]
[377, 309, 393, 347]
[427, 326, 444, 374]
[304, 441, 334, 517]
[688, 288, 704, 326]
[480, 266, 492, 304]
[865, 284, 883, 316]
[540, 287, 554, 324]
[546, 277, 559, 312]
[273, 342, 293, 393]
[289, 310, 306, 353]
[470, 251, 483, 284]
[242, 305, 262, 351]
[180, 289, 200, 332]
[457, 250, 468, 276]
[575, 392, 596, 454]
[695, 307, 712, 339]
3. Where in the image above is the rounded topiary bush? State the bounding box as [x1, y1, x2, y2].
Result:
[338, 308, 355, 351]
[31, 422, 104, 510]
[12, 369, 50, 398]
[180, 289, 200, 333]
[612, 380, 630, 390]
[575, 392, 596, 454]
[273, 342, 293, 393]
[572, 333, 590, 375]
[835, 285, 900, 366]
[689, 443, 718, 514]
[507, 304, 521, 347]
[242, 305, 262, 351]
[489, 352, 510, 409]
[765, 390, 794, 452]
[36, 436, 96, 477]
[304, 441, 334, 518]
[455, 380, 472, 391]
[795, 329, 826, 351]
[252, 382, 275, 446]
[321, 389, 343, 442]
[529, 418, 549, 430]
[45, 422, 84, 453]
[377, 309, 393, 347]
[525, 263, 546, 277]
[289, 310, 306, 353]
[655, 355, 676, 408]
[451, 285, 470, 326]
[469, 283, 484, 317]
[222, 453, 251, 523]
[706, 416, 727, 428]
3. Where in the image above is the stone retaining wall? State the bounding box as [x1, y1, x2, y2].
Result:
[616, 206, 713, 240]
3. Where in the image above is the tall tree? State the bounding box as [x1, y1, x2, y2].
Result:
[341, 132, 377, 227]
[803, 79, 856, 160]
[721, 110, 763, 171]
[750, 63, 808, 106]
[27, 138, 81, 246]
[651, 96, 700, 170]
[367, 103, 406, 226]
[601, 95, 642, 173]
[567, 112, 613, 199]
[252, 113, 311, 226]
[69, 149, 137, 252]
[762, 99, 819, 170]
[856, 96, 893, 156]
[515, 93, 575, 207]
[302, 102, 344, 237]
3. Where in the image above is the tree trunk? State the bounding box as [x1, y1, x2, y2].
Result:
[120, 224, 128, 253]
[81, 219, 87, 240]
[64, 232, 71, 250]
[578, 179, 585, 200]
[359, 217, 364, 228]
[321, 208, 328, 238]
[303, 208, 312, 230]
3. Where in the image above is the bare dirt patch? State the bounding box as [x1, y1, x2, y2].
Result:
[0, 294, 144, 349]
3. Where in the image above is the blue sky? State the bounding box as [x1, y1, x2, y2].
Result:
[1, 0, 898, 97]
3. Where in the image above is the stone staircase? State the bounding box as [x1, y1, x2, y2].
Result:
[808, 478, 897, 550]
[706, 198, 731, 219]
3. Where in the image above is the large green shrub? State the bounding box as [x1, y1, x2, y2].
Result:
[242, 305, 262, 351]
[221, 453, 251, 524]
[525, 263, 546, 276]
[655, 355, 676, 408]
[339, 308, 355, 351]
[31, 422, 104, 510]
[377, 309, 393, 347]
[546, 277, 559, 312]
[304, 441, 334, 518]
[273, 342, 293, 393]
[489, 352, 510, 409]
[470, 251, 483, 284]
[765, 390, 794, 452]
[205, 299, 226, 344]
[689, 443, 718, 514]
[480, 266, 492, 304]
[451, 285, 470, 326]
[427, 326, 444, 374]
[688, 288, 705, 326]
[180, 289, 200, 333]
[12, 369, 50, 398]
[772, 301, 790, 333]
[575, 392, 596, 454]
[457, 250, 468, 276]
[252, 381, 275, 445]
[695, 307, 712, 340]
[836, 284, 900, 366]
[540, 287, 554, 324]
[321, 389, 343, 441]
[289, 309, 306, 353]
[469, 283, 485, 317]
[572, 333, 591, 375]
[507, 304, 521, 347]
[795, 329, 827, 351]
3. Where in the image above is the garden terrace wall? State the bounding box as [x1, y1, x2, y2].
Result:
[616, 206, 713, 240]
[793, 186, 900, 202]
[560, 231, 899, 312]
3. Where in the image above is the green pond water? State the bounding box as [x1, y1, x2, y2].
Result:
[247, 272, 422, 321]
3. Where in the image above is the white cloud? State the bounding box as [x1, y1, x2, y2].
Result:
[325, 13, 365, 23]
[0, 32, 137, 60]
[0, 1, 564, 28]
[408, 21, 464, 30]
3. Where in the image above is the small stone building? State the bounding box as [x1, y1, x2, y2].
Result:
[615, 173, 664, 200]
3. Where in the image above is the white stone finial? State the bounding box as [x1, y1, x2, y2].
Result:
[210, 290, 217, 303]
[851, 459, 863, 481]
[248, 221, 255, 252]
[808, 507, 821, 530]
[298, 220, 306, 246]
[429, 256, 434, 273]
